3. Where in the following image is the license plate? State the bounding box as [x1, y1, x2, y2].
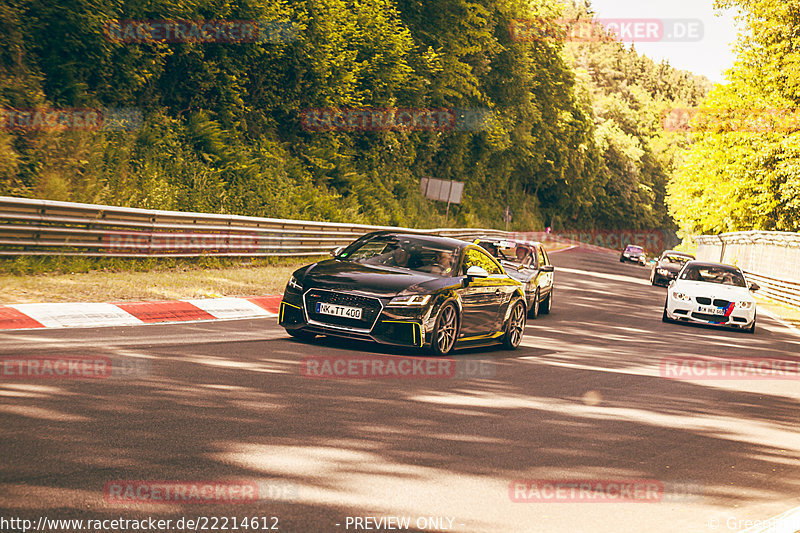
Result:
[697, 305, 725, 315]
[316, 302, 362, 320]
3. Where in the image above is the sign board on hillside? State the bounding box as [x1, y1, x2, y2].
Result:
[420, 178, 464, 204]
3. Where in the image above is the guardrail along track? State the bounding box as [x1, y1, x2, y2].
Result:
[695, 231, 800, 309]
[0, 196, 510, 257]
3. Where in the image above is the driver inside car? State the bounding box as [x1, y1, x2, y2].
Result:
[431, 249, 454, 275]
[384, 246, 410, 268]
[515, 246, 533, 267]
[419, 249, 454, 275]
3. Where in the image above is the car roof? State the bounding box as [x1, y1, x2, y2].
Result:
[477, 238, 542, 248]
[363, 231, 471, 249]
[682, 260, 741, 271]
[661, 250, 694, 257]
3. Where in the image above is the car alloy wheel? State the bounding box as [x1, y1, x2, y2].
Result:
[503, 300, 527, 349]
[431, 302, 458, 355]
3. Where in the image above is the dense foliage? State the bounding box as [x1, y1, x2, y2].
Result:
[667, 0, 800, 235]
[0, 0, 708, 230]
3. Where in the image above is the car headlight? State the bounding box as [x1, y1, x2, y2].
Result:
[387, 295, 431, 307]
[287, 275, 303, 291]
[657, 268, 670, 275]
[736, 301, 753, 309]
[672, 291, 691, 301]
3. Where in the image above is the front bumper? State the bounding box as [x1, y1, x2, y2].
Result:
[666, 298, 756, 329]
[622, 255, 645, 263]
[654, 270, 678, 284]
[279, 291, 430, 348]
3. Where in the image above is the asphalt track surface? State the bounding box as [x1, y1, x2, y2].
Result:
[1, 247, 799, 533]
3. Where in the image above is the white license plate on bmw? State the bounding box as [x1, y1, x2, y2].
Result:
[697, 305, 725, 315]
[316, 302, 362, 320]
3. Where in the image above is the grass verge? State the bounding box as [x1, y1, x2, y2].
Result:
[0, 256, 326, 304]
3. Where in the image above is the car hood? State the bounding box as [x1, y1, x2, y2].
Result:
[657, 262, 683, 272]
[297, 259, 443, 297]
[502, 264, 534, 283]
[672, 280, 754, 301]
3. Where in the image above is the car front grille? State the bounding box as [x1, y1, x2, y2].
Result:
[304, 324, 374, 341]
[694, 297, 732, 308]
[304, 290, 382, 331]
[691, 312, 729, 323]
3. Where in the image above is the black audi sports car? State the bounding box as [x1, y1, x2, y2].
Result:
[279, 232, 528, 354]
[650, 250, 695, 286]
[476, 238, 555, 319]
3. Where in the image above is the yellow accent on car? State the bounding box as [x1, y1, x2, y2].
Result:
[280, 301, 301, 322]
[460, 331, 503, 341]
[381, 320, 423, 346]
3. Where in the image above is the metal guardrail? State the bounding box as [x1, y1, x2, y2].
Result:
[0, 196, 511, 257]
[7, 196, 796, 308]
[743, 271, 800, 309]
[695, 231, 800, 308]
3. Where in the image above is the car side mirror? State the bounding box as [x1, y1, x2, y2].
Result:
[465, 266, 489, 280]
[330, 246, 344, 258]
[541, 265, 555, 273]
[749, 282, 760, 291]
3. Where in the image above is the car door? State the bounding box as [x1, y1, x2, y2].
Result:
[457, 247, 516, 337]
[529, 245, 554, 298]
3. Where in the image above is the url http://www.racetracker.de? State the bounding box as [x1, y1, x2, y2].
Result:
[0, 515, 282, 532]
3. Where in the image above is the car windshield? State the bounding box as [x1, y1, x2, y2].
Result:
[481, 242, 521, 261]
[663, 254, 691, 265]
[478, 242, 501, 258]
[679, 265, 746, 287]
[625, 246, 643, 253]
[339, 235, 460, 276]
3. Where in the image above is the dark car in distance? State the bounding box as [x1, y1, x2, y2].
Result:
[620, 244, 646, 265]
[476, 238, 555, 319]
[279, 232, 528, 354]
[650, 250, 696, 286]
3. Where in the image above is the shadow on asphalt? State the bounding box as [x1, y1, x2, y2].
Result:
[1, 247, 799, 531]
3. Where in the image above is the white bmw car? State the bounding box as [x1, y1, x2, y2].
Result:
[662, 261, 759, 333]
